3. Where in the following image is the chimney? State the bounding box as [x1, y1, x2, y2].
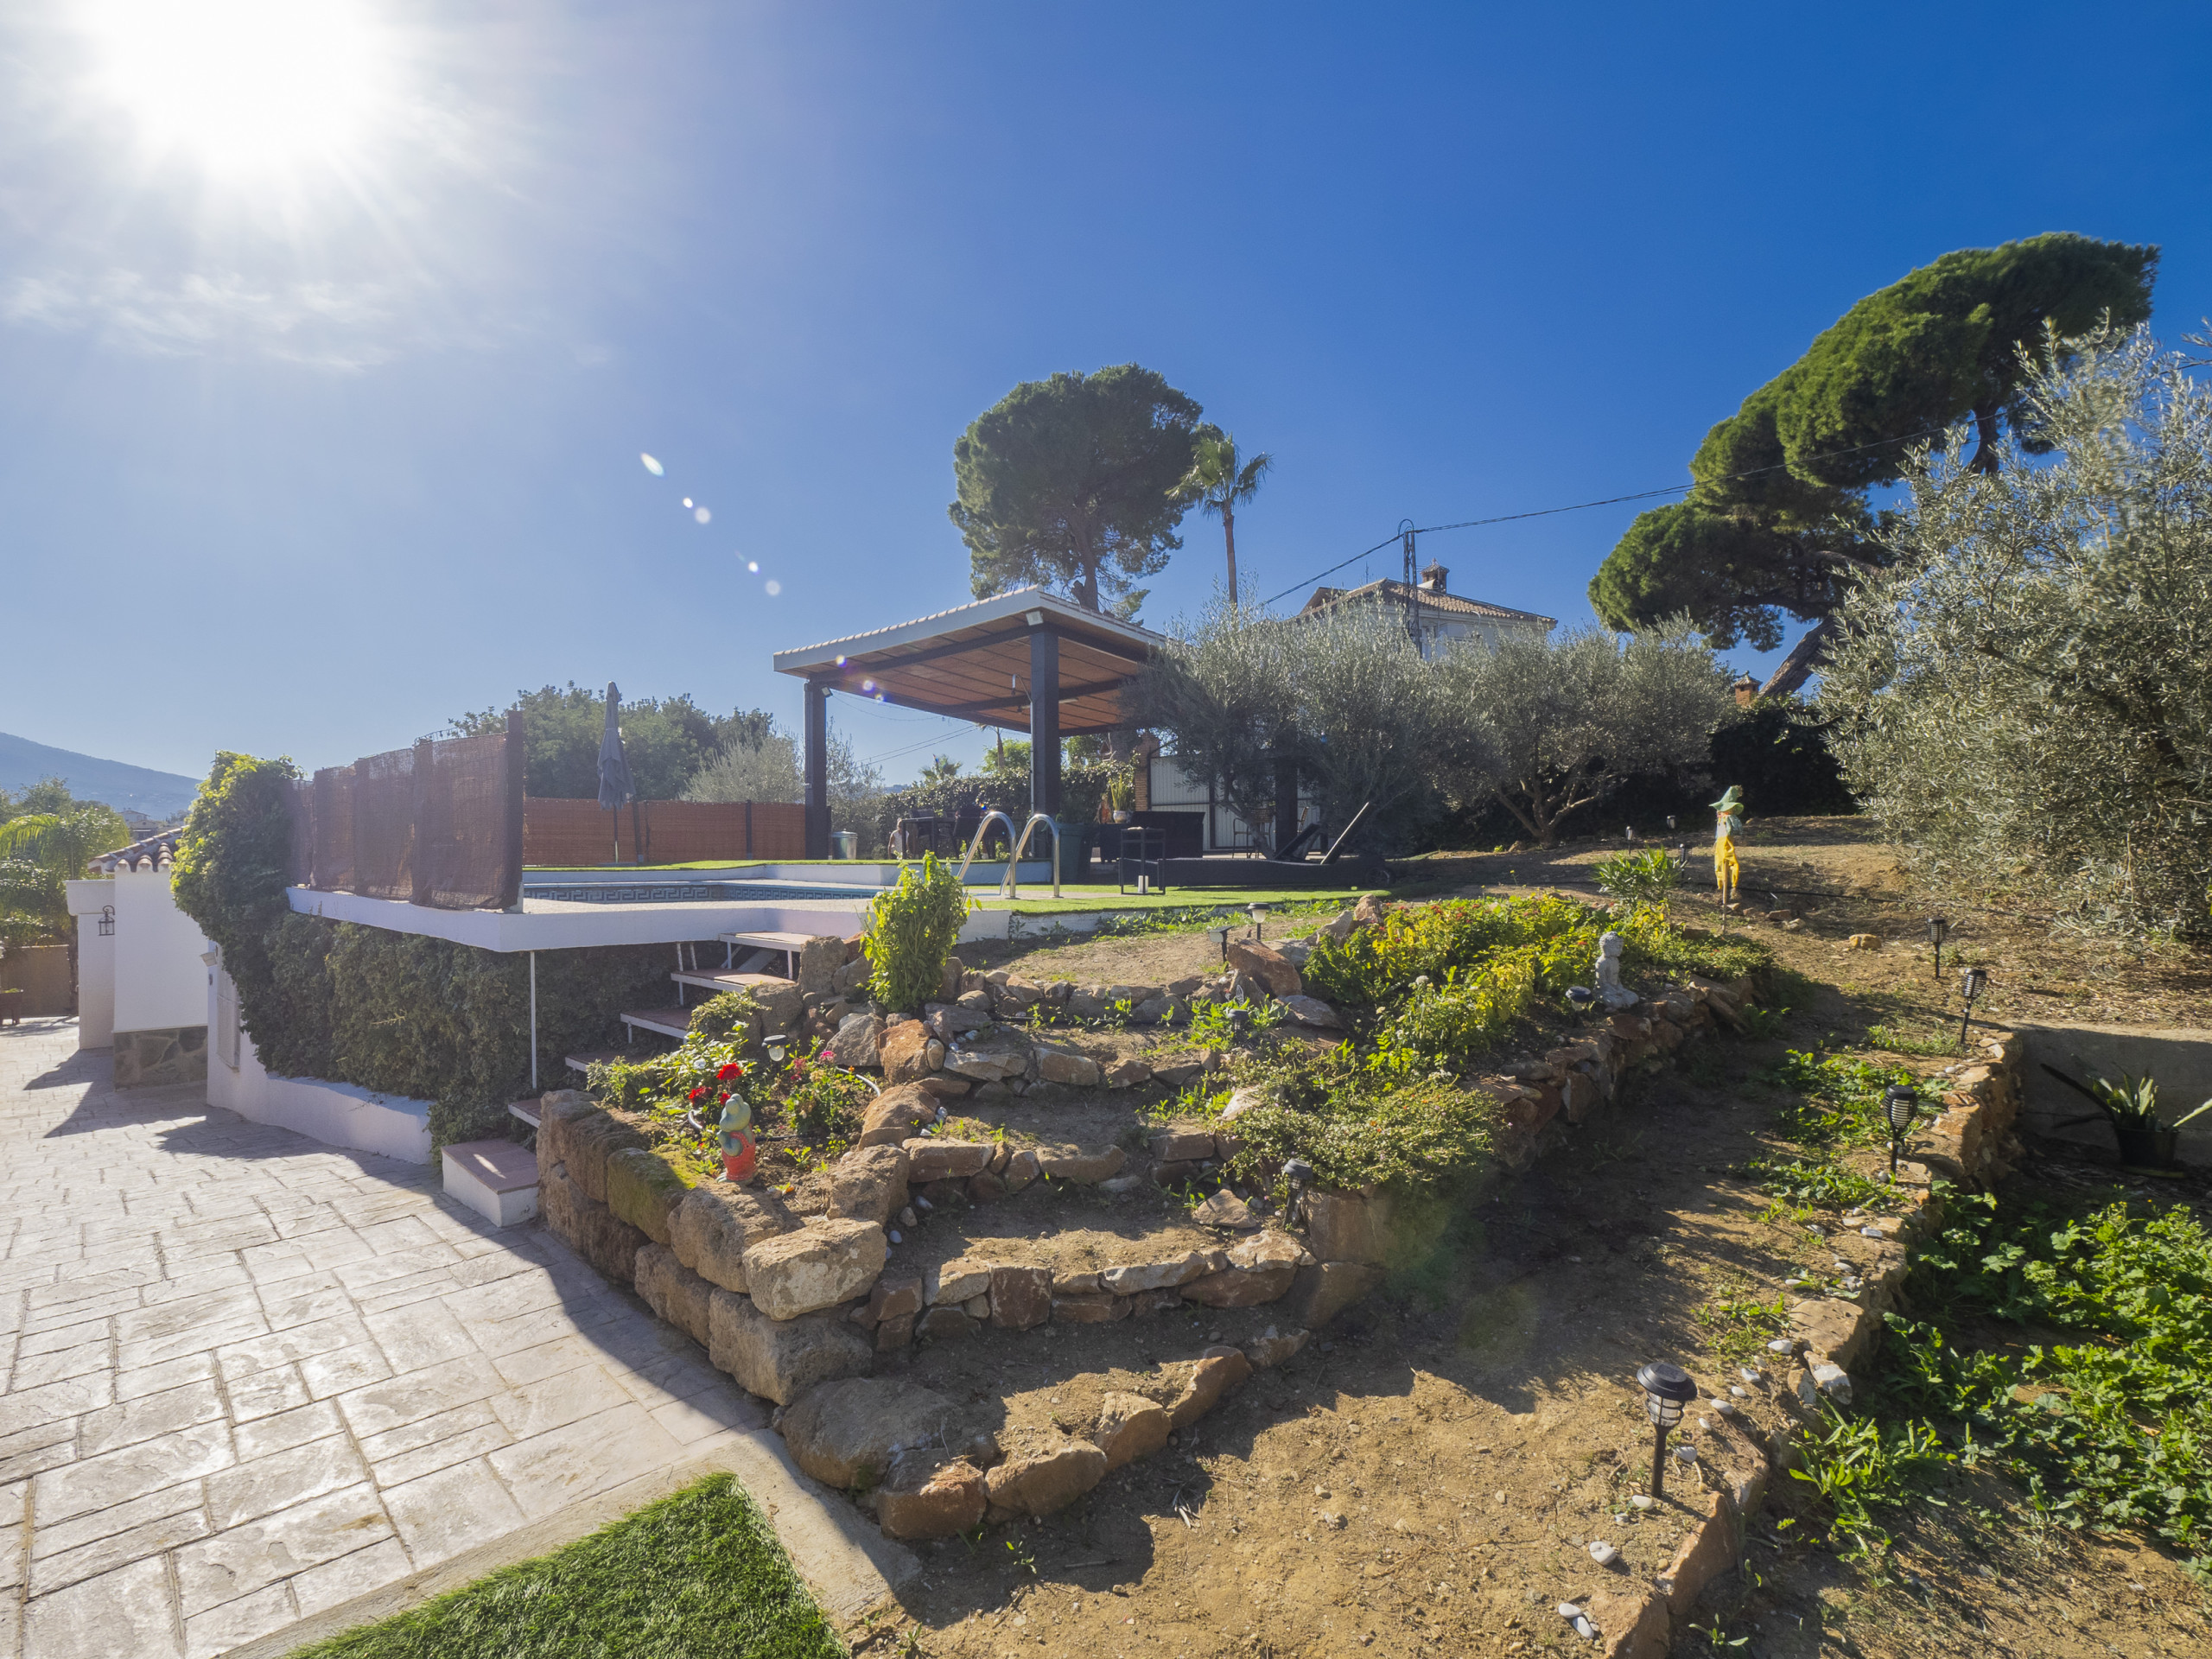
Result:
[1418, 561, 1448, 593]
[1732, 673, 1758, 708]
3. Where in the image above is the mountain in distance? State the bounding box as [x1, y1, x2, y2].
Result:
[0, 731, 204, 820]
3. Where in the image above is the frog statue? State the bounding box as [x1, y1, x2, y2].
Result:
[1711, 785, 1745, 909]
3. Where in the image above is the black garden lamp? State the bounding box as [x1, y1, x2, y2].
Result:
[1667, 815, 1677, 832]
[1957, 966, 1988, 1049]
[1883, 1084, 1919, 1173]
[1926, 916, 1949, 982]
[1565, 985, 1596, 1020]
[1637, 1361, 1698, 1501]
[1247, 902, 1269, 942]
[765, 1033, 791, 1068]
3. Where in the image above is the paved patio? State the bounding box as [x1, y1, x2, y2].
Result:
[0, 1020, 905, 1658]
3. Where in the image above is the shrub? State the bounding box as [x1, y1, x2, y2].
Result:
[1302, 893, 1598, 1006]
[863, 854, 971, 1012]
[170, 751, 302, 1065]
[1363, 954, 1538, 1080]
[1220, 1062, 1500, 1197]
[1591, 847, 1681, 913]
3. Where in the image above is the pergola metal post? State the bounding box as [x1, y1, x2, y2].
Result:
[1028, 624, 1061, 820]
[804, 678, 830, 859]
[1273, 754, 1299, 860]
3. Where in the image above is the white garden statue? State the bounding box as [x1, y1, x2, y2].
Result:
[1594, 931, 1640, 1011]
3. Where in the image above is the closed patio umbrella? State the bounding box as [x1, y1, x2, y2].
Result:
[597, 682, 639, 863]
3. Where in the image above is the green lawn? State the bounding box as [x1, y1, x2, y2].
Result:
[288, 1475, 843, 1659]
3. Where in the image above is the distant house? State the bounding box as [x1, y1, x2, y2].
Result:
[1298, 560, 1554, 658]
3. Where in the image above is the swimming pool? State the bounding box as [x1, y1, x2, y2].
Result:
[522, 879, 879, 905]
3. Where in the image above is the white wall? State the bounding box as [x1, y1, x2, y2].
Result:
[111, 864, 211, 1033]
[206, 973, 433, 1165]
[65, 879, 116, 1047]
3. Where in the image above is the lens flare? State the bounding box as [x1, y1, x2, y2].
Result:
[747, 560, 760, 574]
[641, 454, 664, 476]
[766, 580, 783, 597]
[693, 507, 711, 524]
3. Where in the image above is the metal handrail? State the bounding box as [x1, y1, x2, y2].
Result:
[953, 810, 1020, 889]
[1002, 814, 1065, 899]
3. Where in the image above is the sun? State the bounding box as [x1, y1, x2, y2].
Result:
[82, 0, 395, 177]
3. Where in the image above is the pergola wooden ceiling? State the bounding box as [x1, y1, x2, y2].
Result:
[773, 588, 1164, 855]
[772, 587, 1160, 735]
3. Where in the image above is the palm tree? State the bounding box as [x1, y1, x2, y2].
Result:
[1171, 428, 1272, 606]
[919, 755, 962, 785]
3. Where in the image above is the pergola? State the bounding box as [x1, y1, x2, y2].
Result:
[772, 588, 1163, 858]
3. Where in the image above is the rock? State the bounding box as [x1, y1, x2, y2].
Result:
[938, 957, 965, 1003]
[830, 1011, 883, 1069]
[877, 1453, 988, 1541]
[1218, 1087, 1268, 1122]
[1281, 1261, 1384, 1328]
[1304, 1190, 1393, 1266]
[997, 979, 1047, 1012]
[925, 1002, 991, 1042]
[1094, 1391, 1172, 1471]
[1100, 1253, 1211, 1294]
[1320, 908, 1359, 942]
[1033, 1144, 1127, 1184]
[961, 1293, 989, 1319]
[1184, 1230, 1304, 1306]
[671, 1184, 802, 1294]
[868, 1273, 922, 1324]
[1225, 939, 1302, 997]
[1810, 1362, 1853, 1405]
[1588, 1540, 1620, 1567]
[1150, 1127, 1216, 1164]
[859, 1084, 938, 1148]
[925, 1257, 995, 1306]
[1131, 995, 1173, 1026]
[1169, 1346, 1253, 1428]
[797, 935, 847, 996]
[966, 1170, 1006, 1203]
[1098, 1175, 1146, 1195]
[1050, 1291, 1128, 1324]
[744, 1219, 888, 1320]
[875, 1313, 914, 1352]
[983, 1438, 1108, 1518]
[970, 1081, 1015, 1104]
[989, 1264, 1052, 1331]
[944, 1034, 1031, 1082]
[914, 1073, 965, 1099]
[1277, 995, 1344, 1031]
[562, 1108, 649, 1204]
[1353, 893, 1388, 926]
[1847, 933, 1880, 950]
[832, 956, 874, 996]
[1125, 1287, 1187, 1318]
[1192, 1189, 1261, 1231]
[707, 1290, 872, 1406]
[1243, 1325, 1309, 1368]
[1104, 1058, 1153, 1087]
[538, 1157, 586, 1249]
[565, 1183, 651, 1285]
[904, 1138, 993, 1182]
[826, 1143, 910, 1227]
[1151, 1058, 1207, 1087]
[957, 987, 995, 1010]
[877, 1022, 935, 1085]
[535, 1091, 597, 1176]
[917, 1306, 975, 1340]
[1000, 1148, 1042, 1193]
[632, 1243, 715, 1345]
[779, 1377, 970, 1490]
[1067, 988, 1107, 1020]
[1560, 1070, 1603, 1124]
[1034, 1046, 1104, 1087]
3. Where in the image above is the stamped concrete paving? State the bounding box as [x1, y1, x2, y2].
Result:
[0, 1020, 909, 1658]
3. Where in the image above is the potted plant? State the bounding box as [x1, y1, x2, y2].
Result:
[1108, 768, 1135, 823]
[2041, 1061, 2212, 1171]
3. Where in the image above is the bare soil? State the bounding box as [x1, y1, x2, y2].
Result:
[836, 819, 2212, 1659]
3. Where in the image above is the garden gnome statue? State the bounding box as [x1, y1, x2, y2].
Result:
[718, 1093, 757, 1183]
[1711, 785, 1746, 908]
[1594, 931, 1639, 1011]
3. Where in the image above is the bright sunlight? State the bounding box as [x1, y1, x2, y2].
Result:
[83, 0, 395, 177]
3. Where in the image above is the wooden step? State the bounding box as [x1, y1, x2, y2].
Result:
[671, 969, 792, 995]
[564, 1049, 624, 1076]
[620, 1008, 693, 1042]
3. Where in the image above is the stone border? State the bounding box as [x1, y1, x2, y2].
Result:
[1579, 1029, 2024, 1658]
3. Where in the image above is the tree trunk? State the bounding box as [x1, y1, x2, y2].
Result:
[1077, 563, 1099, 612]
[1969, 400, 2003, 474]
[1223, 508, 1238, 607]
[1758, 613, 1840, 699]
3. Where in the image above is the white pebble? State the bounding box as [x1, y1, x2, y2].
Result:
[1630, 1494, 1656, 1510]
[1556, 1602, 1584, 1619]
[1714, 1400, 1738, 1417]
[1859, 1226, 1885, 1238]
[1766, 1338, 1796, 1355]
[1738, 1367, 1762, 1383]
[1587, 1541, 1619, 1567]
[1730, 1385, 1749, 1398]
[1673, 1444, 1698, 1464]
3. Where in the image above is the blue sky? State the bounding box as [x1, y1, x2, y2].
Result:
[6, 1, 2208, 789]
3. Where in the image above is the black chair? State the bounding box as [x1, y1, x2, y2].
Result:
[1116, 825, 1166, 893]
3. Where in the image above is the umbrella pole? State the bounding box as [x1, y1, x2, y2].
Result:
[610, 806, 619, 865]
[631, 799, 644, 866]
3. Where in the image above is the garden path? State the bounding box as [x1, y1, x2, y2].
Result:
[0, 1020, 910, 1659]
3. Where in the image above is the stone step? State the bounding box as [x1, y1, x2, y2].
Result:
[442, 1137, 539, 1227]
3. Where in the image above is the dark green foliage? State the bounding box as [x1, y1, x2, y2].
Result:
[288, 1472, 842, 1659]
[688, 989, 761, 1045]
[950, 363, 1203, 613]
[448, 684, 779, 801]
[257, 912, 337, 1077]
[1590, 235, 2158, 664]
[0, 783, 130, 947]
[1707, 697, 1856, 816]
[1221, 1045, 1502, 1197]
[170, 752, 302, 1065]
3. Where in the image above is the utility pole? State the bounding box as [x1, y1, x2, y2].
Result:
[1399, 518, 1421, 655]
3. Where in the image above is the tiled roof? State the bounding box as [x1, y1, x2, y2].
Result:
[1300, 578, 1555, 626]
[89, 830, 181, 874]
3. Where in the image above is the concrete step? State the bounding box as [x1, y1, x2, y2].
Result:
[442, 1138, 539, 1227]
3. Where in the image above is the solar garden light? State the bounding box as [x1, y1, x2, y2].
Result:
[1883, 1083, 1920, 1173]
[1957, 966, 1988, 1049]
[1637, 1361, 1698, 1501]
[1667, 815, 1677, 832]
[1926, 916, 1949, 981]
[1281, 1156, 1315, 1227]
[765, 1033, 791, 1066]
[1247, 902, 1268, 942]
[1208, 924, 1231, 960]
[1565, 985, 1597, 1020]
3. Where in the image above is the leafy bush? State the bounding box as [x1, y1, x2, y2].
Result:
[1788, 1403, 1955, 1559]
[1220, 1057, 1499, 1197]
[170, 752, 305, 1066]
[1764, 1049, 1916, 1151]
[1363, 955, 1537, 1080]
[863, 854, 972, 1012]
[1302, 893, 1599, 1006]
[1591, 847, 1681, 912]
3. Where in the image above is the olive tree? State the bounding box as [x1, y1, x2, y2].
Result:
[1136, 597, 1304, 849]
[1433, 620, 1733, 846]
[1819, 326, 2212, 940]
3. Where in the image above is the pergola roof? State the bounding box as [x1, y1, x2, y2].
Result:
[772, 588, 1162, 734]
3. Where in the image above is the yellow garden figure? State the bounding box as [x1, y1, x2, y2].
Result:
[1711, 785, 1745, 907]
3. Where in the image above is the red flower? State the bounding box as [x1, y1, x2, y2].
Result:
[717, 1091, 730, 1104]
[716, 1062, 741, 1081]
[687, 1086, 706, 1102]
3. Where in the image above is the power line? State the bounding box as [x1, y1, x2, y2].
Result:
[1261, 416, 1967, 610]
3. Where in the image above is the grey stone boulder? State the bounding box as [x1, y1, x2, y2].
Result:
[1277, 995, 1344, 1031]
[744, 1218, 888, 1320]
[1033, 1144, 1127, 1185]
[830, 1011, 883, 1069]
[877, 1453, 988, 1540]
[779, 1376, 976, 1490]
[708, 1289, 872, 1406]
[1183, 1230, 1305, 1306]
[904, 1138, 993, 1182]
[925, 1256, 995, 1306]
[944, 1033, 1031, 1082]
[1099, 1252, 1212, 1295]
[825, 1144, 909, 1228]
[858, 1084, 938, 1148]
[634, 1243, 715, 1347]
[798, 935, 848, 997]
[1033, 1045, 1104, 1087]
[670, 1184, 802, 1294]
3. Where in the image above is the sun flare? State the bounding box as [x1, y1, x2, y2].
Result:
[84, 0, 394, 176]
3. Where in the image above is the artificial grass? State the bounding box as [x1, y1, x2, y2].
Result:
[288, 1475, 844, 1659]
[988, 883, 1373, 914]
